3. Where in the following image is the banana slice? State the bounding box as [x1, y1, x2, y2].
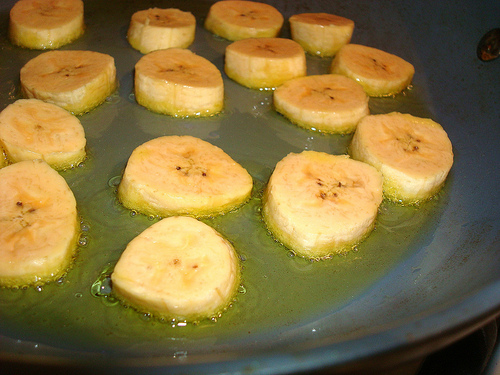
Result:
[127, 8, 196, 54]
[349, 112, 454, 204]
[289, 13, 354, 57]
[273, 74, 369, 134]
[0, 159, 80, 288]
[0, 99, 86, 170]
[20, 50, 117, 115]
[225, 37, 306, 90]
[134, 48, 224, 117]
[111, 216, 240, 321]
[330, 44, 415, 97]
[204, 0, 283, 41]
[118, 135, 253, 218]
[262, 151, 383, 259]
[9, 0, 84, 50]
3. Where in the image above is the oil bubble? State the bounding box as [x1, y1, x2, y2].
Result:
[102, 295, 119, 306]
[208, 131, 220, 139]
[91, 275, 112, 297]
[105, 94, 120, 105]
[78, 235, 88, 247]
[140, 313, 151, 321]
[80, 221, 90, 232]
[91, 268, 120, 307]
[107, 176, 121, 187]
[173, 351, 188, 359]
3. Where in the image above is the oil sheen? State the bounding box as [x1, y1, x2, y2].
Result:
[0, 0, 447, 359]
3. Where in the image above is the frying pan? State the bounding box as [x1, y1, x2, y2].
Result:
[0, 0, 499, 373]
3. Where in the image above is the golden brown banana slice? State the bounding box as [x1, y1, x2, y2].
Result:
[118, 135, 253, 218]
[9, 0, 84, 50]
[20, 50, 117, 115]
[273, 74, 369, 134]
[262, 151, 383, 259]
[111, 216, 240, 321]
[204, 0, 283, 41]
[134, 48, 224, 117]
[349, 112, 454, 204]
[330, 44, 415, 97]
[0, 159, 80, 288]
[289, 13, 354, 57]
[127, 8, 196, 54]
[225, 37, 306, 89]
[0, 99, 86, 170]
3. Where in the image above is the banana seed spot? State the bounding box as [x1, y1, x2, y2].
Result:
[39, 5, 56, 16]
[56, 65, 86, 77]
[323, 87, 335, 100]
[241, 10, 259, 20]
[162, 64, 187, 74]
[371, 58, 388, 71]
[259, 44, 276, 54]
[16, 201, 22, 206]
